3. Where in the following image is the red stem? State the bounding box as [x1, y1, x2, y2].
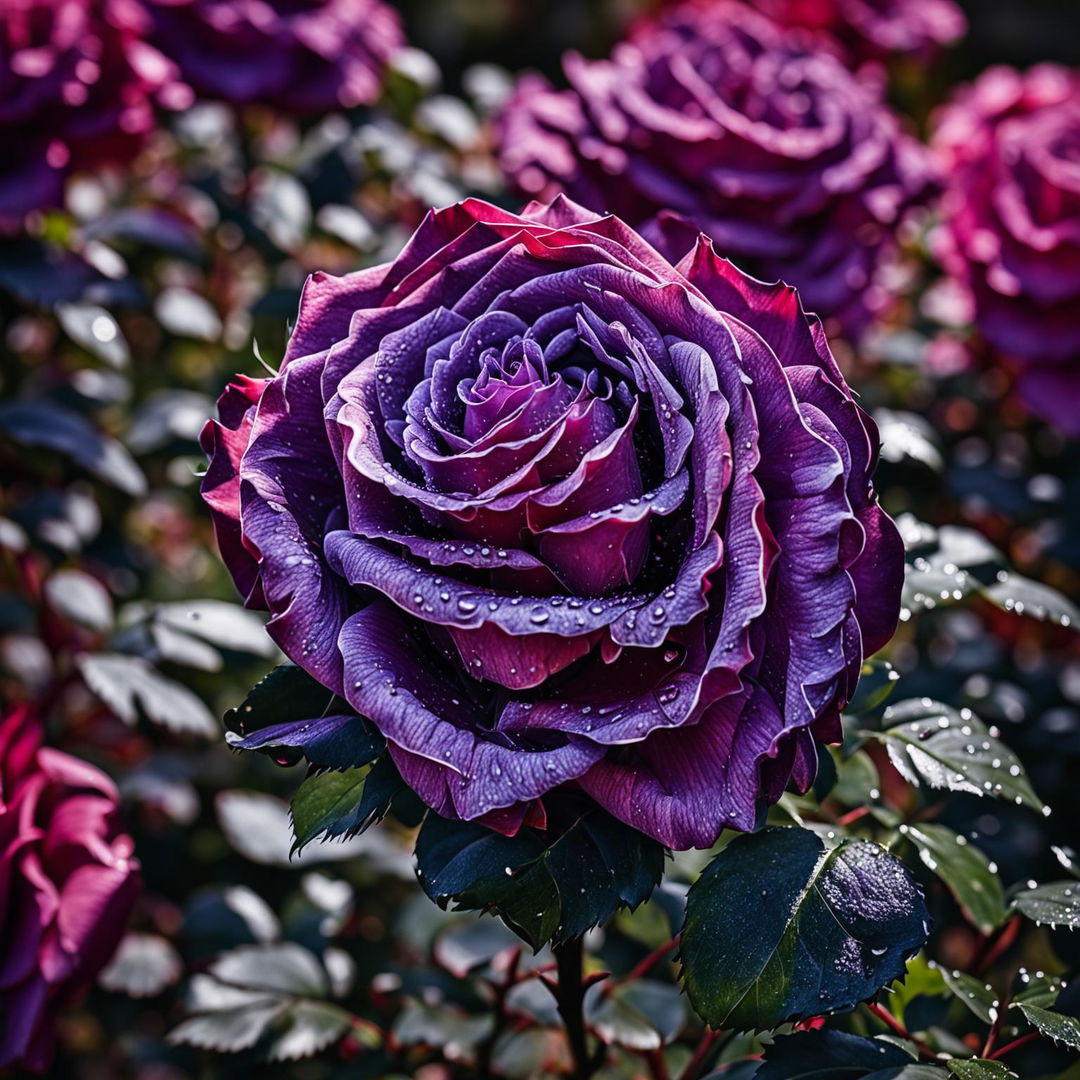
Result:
[989, 1031, 1041, 1060]
[677, 1028, 721, 1080]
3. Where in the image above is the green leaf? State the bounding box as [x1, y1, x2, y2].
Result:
[78, 652, 217, 737]
[984, 573, 1079, 630]
[168, 1002, 288, 1053]
[265, 1000, 352, 1061]
[756, 1029, 912, 1078]
[939, 967, 1000, 1025]
[680, 827, 928, 1032]
[224, 663, 337, 739]
[152, 600, 275, 658]
[1012, 882, 1080, 930]
[871, 700, 1043, 812]
[847, 661, 902, 717]
[1012, 972, 1068, 1008]
[587, 980, 686, 1050]
[1014, 1003, 1080, 1051]
[98, 932, 182, 998]
[889, 956, 947, 1026]
[291, 759, 404, 851]
[414, 807, 665, 948]
[900, 824, 1007, 934]
[832, 749, 883, 810]
[209, 943, 328, 997]
[947, 1063, 1018, 1080]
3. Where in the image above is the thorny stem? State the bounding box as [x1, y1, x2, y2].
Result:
[552, 939, 601, 1080]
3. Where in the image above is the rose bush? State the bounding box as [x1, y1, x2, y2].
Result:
[496, 1, 932, 335]
[932, 64, 1080, 437]
[0, 0, 179, 226]
[0, 705, 140, 1073]
[739, 0, 966, 65]
[202, 196, 903, 850]
[139, 0, 404, 112]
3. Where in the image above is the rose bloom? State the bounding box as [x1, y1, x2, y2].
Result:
[496, 1, 932, 336]
[0, 0, 179, 226]
[932, 65, 1080, 438]
[203, 196, 903, 849]
[740, 0, 966, 65]
[0, 704, 140, 1073]
[139, 0, 404, 112]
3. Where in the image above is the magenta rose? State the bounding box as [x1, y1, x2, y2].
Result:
[202, 196, 903, 849]
[0, 704, 140, 1073]
[932, 64, 1080, 437]
[740, 0, 966, 65]
[0, 0, 180, 227]
[496, 1, 933, 335]
[139, 0, 404, 112]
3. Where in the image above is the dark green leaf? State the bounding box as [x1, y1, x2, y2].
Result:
[290, 759, 404, 851]
[901, 823, 1007, 935]
[1012, 972, 1068, 1008]
[846, 661, 902, 718]
[209, 943, 328, 997]
[0, 399, 146, 496]
[984, 573, 1078, 630]
[872, 700, 1043, 812]
[1012, 882, 1080, 930]
[167, 1002, 287, 1053]
[939, 968, 1000, 1025]
[1013, 1004, 1080, 1051]
[947, 1061, 1018, 1079]
[98, 933, 182, 998]
[832, 750, 882, 810]
[265, 1001, 351, 1061]
[78, 652, 217, 736]
[432, 917, 521, 978]
[680, 827, 928, 1031]
[415, 808, 665, 948]
[889, 957, 947, 1025]
[587, 980, 686, 1050]
[756, 1029, 912, 1079]
[224, 663, 336, 739]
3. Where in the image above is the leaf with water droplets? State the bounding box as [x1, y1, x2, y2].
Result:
[869, 700, 1044, 813]
[946, 1061, 1018, 1080]
[1012, 881, 1080, 930]
[846, 660, 902, 718]
[939, 967, 1000, 1024]
[1012, 971, 1067, 1009]
[753, 1023, 915, 1078]
[900, 824, 1008, 936]
[984, 573, 1079, 630]
[1012, 1003, 1080, 1051]
[414, 806, 665, 948]
[680, 827, 928, 1032]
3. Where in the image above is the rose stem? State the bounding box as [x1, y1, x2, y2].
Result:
[552, 938, 600, 1079]
[677, 1027, 722, 1080]
[989, 1031, 1041, 1060]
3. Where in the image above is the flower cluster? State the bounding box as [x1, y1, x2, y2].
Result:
[496, 1, 933, 334]
[932, 64, 1080, 437]
[203, 196, 903, 850]
[0, 0, 177, 225]
[139, 0, 404, 113]
[0, 705, 140, 1074]
[744, 0, 966, 65]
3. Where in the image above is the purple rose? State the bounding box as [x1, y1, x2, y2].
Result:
[496, 1, 932, 335]
[736, 0, 966, 65]
[202, 197, 903, 849]
[139, 0, 404, 112]
[932, 65, 1080, 437]
[0, 704, 141, 1074]
[0, 0, 181, 227]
